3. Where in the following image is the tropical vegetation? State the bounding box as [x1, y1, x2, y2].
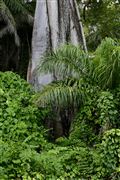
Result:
[1, 38, 120, 179]
[0, 0, 120, 179]
[0, 0, 34, 44]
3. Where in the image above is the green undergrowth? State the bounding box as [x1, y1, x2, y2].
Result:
[1, 72, 120, 179]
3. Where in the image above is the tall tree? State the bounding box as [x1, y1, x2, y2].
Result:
[78, 0, 120, 50]
[28, 0, 87, 89]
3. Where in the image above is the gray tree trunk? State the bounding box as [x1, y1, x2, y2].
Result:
[28, 0, 87, 89]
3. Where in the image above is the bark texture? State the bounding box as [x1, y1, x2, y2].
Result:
[28, 0, 87, 88]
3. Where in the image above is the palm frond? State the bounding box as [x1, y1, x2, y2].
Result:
[36, 38, 120, 110]
[93, 38, 120, 89]
[4, 0, 33, 25]
[0, 0, 19, 45]
[38, 44, 90, 80]
[0, 0, 33, 45]
[4, 0, 30, 14]
[35, 78, 86, 108]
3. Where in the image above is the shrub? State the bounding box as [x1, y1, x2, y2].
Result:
[0, 72, 49, 178]
[92, 129, 120, 179]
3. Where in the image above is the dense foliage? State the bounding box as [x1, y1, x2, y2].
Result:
[1, 39, 119, 179]
[0, 0, 120, 178]
[35, 38, 120, 179]
[1, 69, 120, 179]
[1, 37, 120, 179]
[0, 72, 50, 179]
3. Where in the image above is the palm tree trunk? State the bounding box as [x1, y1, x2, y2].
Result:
[28, 0, 87, 88]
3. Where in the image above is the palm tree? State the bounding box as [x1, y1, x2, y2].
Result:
[34, 44, 90, 137]
[36, 38, 120, 107]
[35, 44, 90, 107]
[0, 0, 34, 45]
[35, 38, 120, 137]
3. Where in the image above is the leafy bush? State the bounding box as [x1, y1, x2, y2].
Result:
[92, 129, 120, 180]
[0, 72, 49, 179]
[70, 85, 100, 146]
[32, 145, 93, 179]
